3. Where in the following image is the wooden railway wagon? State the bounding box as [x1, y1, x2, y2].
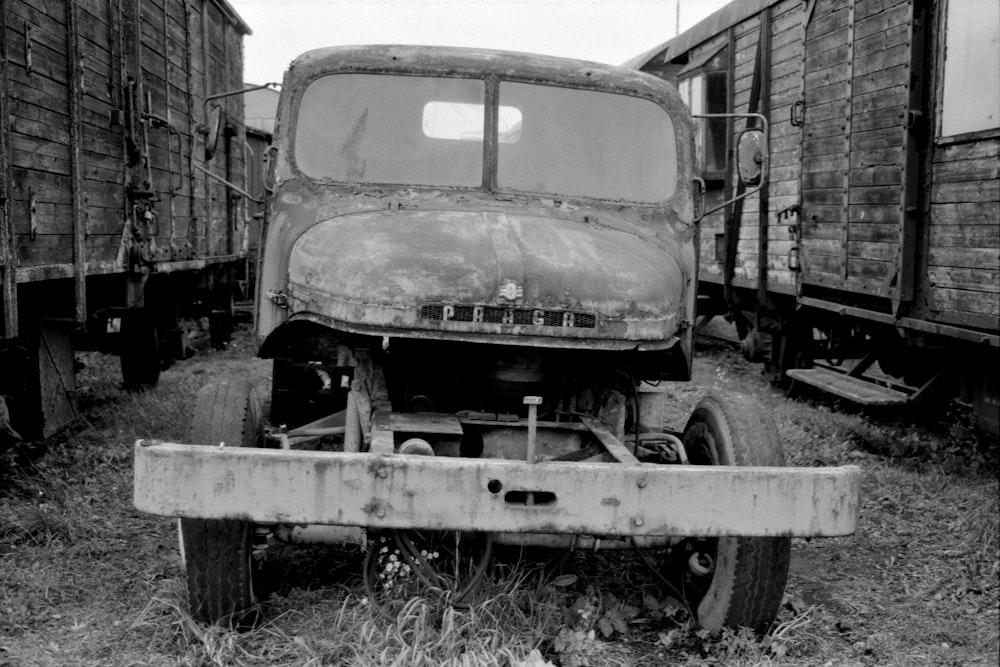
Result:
[627, 0, 999, 433]
[0, 0, 252, 441]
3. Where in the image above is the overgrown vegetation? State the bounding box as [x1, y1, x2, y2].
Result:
[1, 328, 997, 666]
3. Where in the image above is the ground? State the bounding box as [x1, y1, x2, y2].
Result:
[0, 326, 997, 666]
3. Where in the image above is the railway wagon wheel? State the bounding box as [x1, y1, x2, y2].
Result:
[120, 309, 160, 389]
[675, 391, 791, 633]
[178, 380, 267, 627]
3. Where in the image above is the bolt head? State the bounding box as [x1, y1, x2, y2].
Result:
[633, 517, 644, 527]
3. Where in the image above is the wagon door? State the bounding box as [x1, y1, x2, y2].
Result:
[798, 0, 926, 308]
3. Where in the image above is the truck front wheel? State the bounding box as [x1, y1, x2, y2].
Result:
[675, 391, 791, 633]
[178, 380, 266, 627]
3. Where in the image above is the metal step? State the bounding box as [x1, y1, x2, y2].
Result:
[786, 367, 910, 406]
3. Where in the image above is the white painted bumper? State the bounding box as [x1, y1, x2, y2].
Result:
[133, 440, 860, 538]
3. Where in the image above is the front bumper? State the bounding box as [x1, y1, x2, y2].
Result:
[133, 441, 860, 538]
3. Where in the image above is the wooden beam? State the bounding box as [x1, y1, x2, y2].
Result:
[66, 0, 87, 324]
[0, 3, 19, 338]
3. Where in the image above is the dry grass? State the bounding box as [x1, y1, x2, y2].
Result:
[1, 327, 997, 666]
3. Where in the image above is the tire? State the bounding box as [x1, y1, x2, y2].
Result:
[120, 309, 160, 388]
[676, 391, 791, 633]
[179, 381, 266, 627]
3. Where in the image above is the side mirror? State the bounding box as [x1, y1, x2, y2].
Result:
[736, 128, 765, 186]
[204, 105, 222, 161]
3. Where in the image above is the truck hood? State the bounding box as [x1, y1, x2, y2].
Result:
[285, 208, 686, 341]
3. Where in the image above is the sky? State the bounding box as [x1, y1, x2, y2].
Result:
[228, 0, 733, 85]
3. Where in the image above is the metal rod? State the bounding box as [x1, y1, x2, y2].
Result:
[523, 396, 541, 464]
[192, 162, 263, 203]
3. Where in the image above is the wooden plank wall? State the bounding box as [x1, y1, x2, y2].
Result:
[799, 0, 913, 297]
[6, 0, 75, 267]
[3, 0, 246, 272]
[920, 139, 1000, 329]
[697, 0, 802, 297]
[640, 0, 998, 337]
[799, 0, 855, 289]
[763, 0, 805, 295]
[846, 0, 912, 295]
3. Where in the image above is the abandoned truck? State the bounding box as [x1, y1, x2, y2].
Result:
[133, 45, 860, 632]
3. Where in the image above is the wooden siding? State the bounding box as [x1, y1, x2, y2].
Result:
[634, 0, 998, 343]
[799, 0, 914, 297]
[917, 138, 1000, 329]
[696, 0, 802, 296]
[2, 0, 246, 273]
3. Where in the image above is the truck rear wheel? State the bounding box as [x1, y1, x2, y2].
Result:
[179, 380, 266, 627]
[675, 391, 791, 633]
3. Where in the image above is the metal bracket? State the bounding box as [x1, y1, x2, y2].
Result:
[778, 204, 800, 222]
[790, 100, 805, 127]
[24, 23, 32, 75]
[265, 291, 289, 309]
[28, 189, 37, 240]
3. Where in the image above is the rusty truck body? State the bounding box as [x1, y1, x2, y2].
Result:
[134, 45, 860, 632]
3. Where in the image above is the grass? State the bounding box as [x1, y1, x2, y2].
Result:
[1, 327, 997, 666]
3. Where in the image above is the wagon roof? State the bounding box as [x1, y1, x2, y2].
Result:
[209, 0, 252, 35]
[622, 0, 783, 70]
[287, 45, 678, 102]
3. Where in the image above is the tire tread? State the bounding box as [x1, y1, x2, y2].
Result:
[685, 390, 791, 633]
[180, 381, 261, 626]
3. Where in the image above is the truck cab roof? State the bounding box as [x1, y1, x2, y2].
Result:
[285, 44, 684, 110]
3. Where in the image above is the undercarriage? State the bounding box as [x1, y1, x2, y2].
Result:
[135, 330, 859, 632]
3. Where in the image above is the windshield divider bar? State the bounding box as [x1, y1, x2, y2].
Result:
[483, 75, 499, 192]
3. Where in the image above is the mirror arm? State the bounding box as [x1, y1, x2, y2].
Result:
[192, 162, 264, 204]
[691, 112, 769, 224]
[201, 82, 281, 132]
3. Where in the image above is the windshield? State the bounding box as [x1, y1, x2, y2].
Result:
[498, 82, 676, 202]
[293, 73, 677, 202]
[295, 74, 485, 186]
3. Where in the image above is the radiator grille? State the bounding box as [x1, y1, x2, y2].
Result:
[420, 304, 597, 329]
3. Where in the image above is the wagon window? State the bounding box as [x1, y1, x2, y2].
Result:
[294, 74, 485, 186]
[678, 71, 728, 181]
[938, 0, 1000, 138]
